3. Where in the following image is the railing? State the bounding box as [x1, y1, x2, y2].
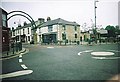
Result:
[2, 42, 22, 58]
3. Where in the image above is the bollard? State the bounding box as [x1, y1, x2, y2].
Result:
[77, 41, 79, 45]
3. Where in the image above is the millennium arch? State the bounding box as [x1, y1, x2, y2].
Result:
[7, 11, 37, 43]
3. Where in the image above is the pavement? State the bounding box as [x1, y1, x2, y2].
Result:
[1, 48, 29, 75]
[0, 48, 26, 61]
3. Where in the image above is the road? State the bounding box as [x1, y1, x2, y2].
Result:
[2, 43, 120, 81]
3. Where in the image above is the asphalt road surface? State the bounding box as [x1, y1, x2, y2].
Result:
[2, 43, 120, 81]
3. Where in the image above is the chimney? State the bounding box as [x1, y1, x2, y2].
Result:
[18, 24, 21, 27]
[23, 21, 27, 26]
[47, 17, 51, 21]
[38, 18, 45, 24]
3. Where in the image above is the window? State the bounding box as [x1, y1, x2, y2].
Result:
[39, 28, 41, 33]
[15, 30, 17, 35]
[18, 30, 19, 34]
[2, 14, 7, 27]
[23, 29, 25, 34]
[28, 28, 29, 34]
[3, 37, 5, 42]
[75, 26, 77, 31]
[28, 36, 30, 41]
[20, 30, 21, 35]
[13, 31, 15, 36]
[39, 35, 41, 42]
[48, 25, 53, 32]
[62, 33, 66, 40]
[62, 25, 66, 30]
[75, 34, 77, 38]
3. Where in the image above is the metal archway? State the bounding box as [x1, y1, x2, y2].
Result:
[8, 11, 37, 29]
[7, 14, 34, 30]
[7, 11, 37, 43]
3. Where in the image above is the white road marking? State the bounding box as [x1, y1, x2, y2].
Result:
[107, 50, 120, 52]
[78, 52, 82, 55]
[78, 50, 93, 56]
[21, 64, 28, 69]
[19, 59, 23, 63]
[78, 53, 81, 55]
[47, 47, 54, 48]
[19, 54, 22, 58]
[92, 57, 120, 60]
[91, 52, 114, 56]
[0, 70, 33, 79]
[83, 50, 93, 52]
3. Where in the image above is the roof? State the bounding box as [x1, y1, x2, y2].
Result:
[14, 18, 80, 30]
[39, 18, 80, 27]
[15, 21, 39, 30]
[15, 23, 31, 30]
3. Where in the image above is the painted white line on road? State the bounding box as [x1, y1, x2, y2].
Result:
[78, 50, 93, 56]
[78, 52, 82, 55]
[19, 54, 22, 58]
[83, 50, 93, 52]
[107, 50, 120, 52]
[21, 64, 28, 69]
[47, 47, 54, 48]
[19, 59, 23, 63]
[0, 70, 33, 79]
[92, 57, 120, 60]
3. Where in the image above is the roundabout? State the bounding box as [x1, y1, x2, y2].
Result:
[78, 50, 120, 60]
[91, 52, 114, 56]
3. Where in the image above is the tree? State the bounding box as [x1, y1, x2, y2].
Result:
[115, 25, 120, 35]
[105, 25, 116, 37]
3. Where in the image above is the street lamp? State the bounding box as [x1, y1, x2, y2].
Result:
[94, 0, 99, 44]
[94, 0, 99, 29]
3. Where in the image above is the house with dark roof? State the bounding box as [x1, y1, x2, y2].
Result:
[36, 18, 80, 44]
[11, 18, 44, 43]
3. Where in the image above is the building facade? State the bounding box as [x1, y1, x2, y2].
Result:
[80, 31, 90, 42]
[0, 8, 10, 55]
[36, 18, 80, 44]
[12, 18, 80, 44]
[118, 1, 120, 29]
[11, 18, 44, 43]
[12, 24, 32, 43]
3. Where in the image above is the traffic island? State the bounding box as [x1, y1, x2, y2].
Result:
[91, 51, 120, 59]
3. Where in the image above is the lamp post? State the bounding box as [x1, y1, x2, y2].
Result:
[94, 0, 99, 44]
[94, 0, 99, 29]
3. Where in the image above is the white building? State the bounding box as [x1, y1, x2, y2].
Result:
[11, 18, 45, 43]
[12, 24, 32, 43]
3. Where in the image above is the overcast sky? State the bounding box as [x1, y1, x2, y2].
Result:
[1, 0, 119, 30]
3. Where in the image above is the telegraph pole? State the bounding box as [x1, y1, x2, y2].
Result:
[94, 0, 99, 29]
[94, 0, 99, 44]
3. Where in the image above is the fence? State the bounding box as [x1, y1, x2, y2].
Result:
[2, 42, 22, 58]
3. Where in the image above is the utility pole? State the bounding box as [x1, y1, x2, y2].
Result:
[94, 0, 99, 44]
[94, 0, 99, 29]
